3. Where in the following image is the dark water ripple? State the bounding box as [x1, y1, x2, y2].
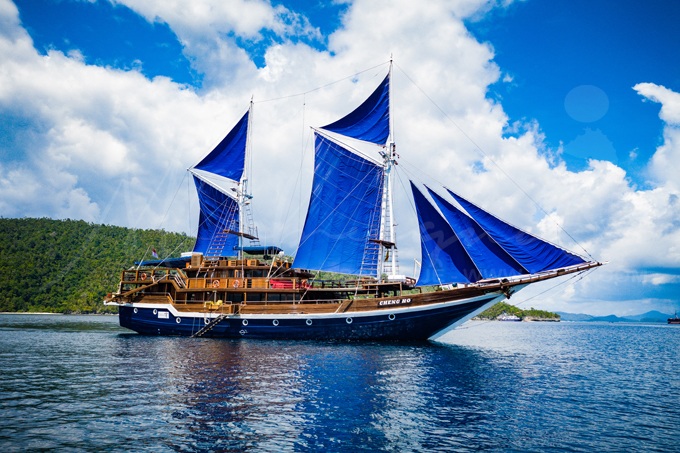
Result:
[0, 315, 679, 452]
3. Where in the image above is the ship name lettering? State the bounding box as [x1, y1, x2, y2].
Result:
[379, 298, 412, 306]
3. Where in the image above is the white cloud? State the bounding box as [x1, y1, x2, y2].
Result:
[634, 83, 680, 191]
[1, 0, 679, 315]
[634, 82, 680, 125]
[115, 0, 321, 88]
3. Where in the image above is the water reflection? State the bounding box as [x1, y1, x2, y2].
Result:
[146, 339, 501, 452]
[3, 315, 678, 452]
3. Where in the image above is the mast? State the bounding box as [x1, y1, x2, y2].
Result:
[294, 62, 393, 278]
[189, 104, 253, 259]
[378, 60, 399, 280]
[235, 100, 255, 260]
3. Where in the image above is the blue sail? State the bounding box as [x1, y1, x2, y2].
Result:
[412, 183, 482, 285]
[293, 133, 384, 275]
[447, 189, 586, 273]
[193, 110, 248, 182]
[192, 176, 239, 255]
[321, 74, 390, 145]
[427, 187, 529, 278]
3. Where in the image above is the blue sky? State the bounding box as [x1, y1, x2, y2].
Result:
[466, 0, 680, 183]
[2, 0, 679, 315]
[15, 0, 679, 184]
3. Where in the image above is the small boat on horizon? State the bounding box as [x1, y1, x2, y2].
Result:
[669, 312, 680, 325]
[497, 312, 521, 322]
[104, 61, 602, 341]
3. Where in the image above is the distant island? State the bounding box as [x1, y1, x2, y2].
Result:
[476, 302, 560, 322]
[476, 304, 678, 324]
[556, 310, 674, 323]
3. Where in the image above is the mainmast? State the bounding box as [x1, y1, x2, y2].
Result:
[293, 60, 395, 278]
[378, 60, 400, 280]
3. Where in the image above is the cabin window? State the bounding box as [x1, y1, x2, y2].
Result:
[230, 292, 243, 303]
[246, 293, 264, 302]
[269, 293, 293, 302]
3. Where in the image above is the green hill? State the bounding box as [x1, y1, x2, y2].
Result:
[477, 301, 560, 320]
[0, 218, 559, 318]
[0, 218, 193, 313]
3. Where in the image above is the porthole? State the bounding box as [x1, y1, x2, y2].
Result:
[346, 317, 353, 324]
[306, 319, 313, 326]
[242, 319, 249, 326]
[176, 317, 182, 324]
[153, 309, 158, 315]
[272, 319, 279, 326]
[388, 313, 396, 321]
[133, 308, 138, 314]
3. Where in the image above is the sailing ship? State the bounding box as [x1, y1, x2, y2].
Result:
[104, 63, 602, 341]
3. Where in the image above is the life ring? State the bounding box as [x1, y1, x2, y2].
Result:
[212, 279, 220, 288]
[140, 272, 147, 280]
[233, 280, 241, 288]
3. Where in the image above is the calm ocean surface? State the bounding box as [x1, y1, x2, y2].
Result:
[1, 314, 678, 452]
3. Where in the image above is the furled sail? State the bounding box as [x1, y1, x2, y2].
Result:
[320, 74, 390, 145]
[427, 187, 529, 278]
[446, 189, 586, 274]
[411, 183, 482, 286]
[192, 176, 239, 255]
[193, 110, 249, 183]
[293, 133, 384, 275]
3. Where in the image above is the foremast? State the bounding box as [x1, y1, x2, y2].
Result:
[233, 100, 259, 259]
[189, 102, 258, 260]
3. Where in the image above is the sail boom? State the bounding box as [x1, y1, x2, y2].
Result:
[312, 128, 384, 167]
[224, 229, 258, 240]
[189, 169, 239, 200]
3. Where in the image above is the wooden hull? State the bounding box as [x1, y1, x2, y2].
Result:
[117, 291, 507, 341]
[105, 259, 600, 341]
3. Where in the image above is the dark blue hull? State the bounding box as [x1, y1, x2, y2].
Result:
[118, 294, 503, 341]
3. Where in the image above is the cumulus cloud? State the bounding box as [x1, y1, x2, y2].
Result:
[634, 83, 680, 191]
[1, 0, 679, 315]
[116, 0, 321, 88]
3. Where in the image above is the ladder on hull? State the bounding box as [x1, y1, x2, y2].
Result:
[191, 314, 228, 338]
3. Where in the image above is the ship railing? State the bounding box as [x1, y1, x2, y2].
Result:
[120, 269, 188, 288]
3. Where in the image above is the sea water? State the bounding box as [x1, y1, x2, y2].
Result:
[0, 314, 678, 452]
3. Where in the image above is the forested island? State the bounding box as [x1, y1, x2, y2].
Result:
[0, 218, 559, 319]
[0, 218, 191, 313]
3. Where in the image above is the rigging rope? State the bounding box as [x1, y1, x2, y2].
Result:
[393, 62, 595, 261]
[253, 61, 390, 104]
